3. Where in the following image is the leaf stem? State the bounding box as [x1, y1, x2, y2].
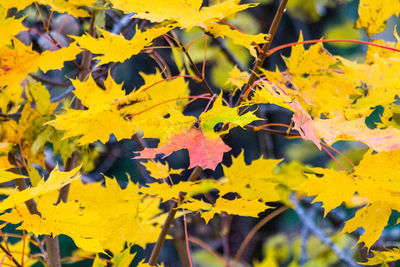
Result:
[235, 0, 288, 106]
[267, 39, 400, 57]
[179, 41, 214, 96]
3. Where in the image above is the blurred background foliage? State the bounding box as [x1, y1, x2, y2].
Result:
[13, 0, 400, 266]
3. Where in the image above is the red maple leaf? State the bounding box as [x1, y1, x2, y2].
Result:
[136, 127, 231, 170]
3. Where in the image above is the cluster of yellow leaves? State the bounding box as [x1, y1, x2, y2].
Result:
[297, 150, 400, 249]
[1, 0, 98, 18]
[110, 0, 268, 55]
[2, 0, 400, 265]
[0, 172, 164, 254]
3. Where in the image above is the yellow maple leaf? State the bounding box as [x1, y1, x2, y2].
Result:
[141, 161, 183, 179]
[73, 26, 175, 65]
[0, 164, 81, 213]
[180, 197, 269, 224]
[48, 75, 137, 144]
[362, 247, 400, 266]
[221, 152, 284, 202]
[225, 65, 249, 88]
[140, 180, 217, 202]
[204, 21, 269, 56]
[356, 0, 400, 36]
[0, 8, 26, 47]
[297, 150, 400, 248]
[38, 43, 82, 73]
[111, 0, 256, 30]
[0, 176, 163, 254]
[341, 201, 392, 249]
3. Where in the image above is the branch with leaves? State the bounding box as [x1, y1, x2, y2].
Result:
[0, 0, 400, 266]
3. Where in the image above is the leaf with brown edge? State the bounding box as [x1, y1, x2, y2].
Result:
[136, 127, 231, 170]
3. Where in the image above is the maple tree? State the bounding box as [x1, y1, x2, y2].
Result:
[1, 0, 400, 266]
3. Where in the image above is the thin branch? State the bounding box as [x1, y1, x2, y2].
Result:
[111, 12, 135, 34]
[290, 195, 359, 267]
[244, 124, 300, 137]
[50, 85, 74, 103]
[78, 12, 96, 81]
[0, 244, 22, 267]
[44, 236, 61, 267]
[176, 39, 214, 96]
[236, 0, 288, 106]
[233, 206, 288, 266]
[148, 166, 203, 265]
[212, 38, 245, 72]
[29, 74, 70, 88]
[267, 39, 400, 57]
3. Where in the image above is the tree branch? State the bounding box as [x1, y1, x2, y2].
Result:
[235, 0, 288, 106]
[148, 166, 203, 266]
[78, 12, 96, 81]
[290, 195, 359, 267]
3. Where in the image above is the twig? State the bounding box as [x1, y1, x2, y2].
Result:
[233, 206, 288, 266]
[29, 74, 70, 87]
[235, 0, 288, 106]
[220, 212, 232, 266]
[111, 12, 135, 34]
[212, 37, 245, 72]
[244, 124, 300, 137]
[299, 214, 312, 265]
[171, 220, 191, 267]
[0, 243, 22, 267]
[148, 166, 203, 265]
[290, 195, 359, 267]
[176, 40, 214, 96]
[56, 151, 80, 204]
[50, 85, 74, 102]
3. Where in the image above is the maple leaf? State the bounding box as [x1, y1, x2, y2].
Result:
[0, 170, 27, 184]
[314, 116, 400, 152]
[140, 161, 183, 179]
[200, 94, 259, 136]
[110, 0, 256, 30]
[136, 95, 259, 170]
[0, 164, 81, 214]
[73, 26, 175, 65]
[180, 197, 269, 224]
[362, 247, 400, 266]
[226, 66, 249, 88]
[47, 75, 136, 144]
[297, 150, 400, 248]
[140, 180, 217, 202]
[0, 9, 26, 47]
[38, 43, 82, 73]
[288, 100, 321, 150]
[356, 0, 400, 36]
[205, 21, 269, 56]
[137, 127, 231, 170]
[49, 71, 191, 145]
[0, 176, 163, 254]
[219, 152, 306, 205]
